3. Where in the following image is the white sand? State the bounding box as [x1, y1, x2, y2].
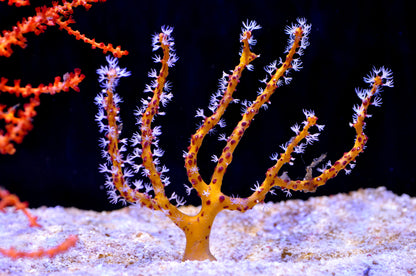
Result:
[1, 187, 415, 275]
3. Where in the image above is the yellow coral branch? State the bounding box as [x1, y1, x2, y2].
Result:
[185, 28, 259, 196]
[273, 71, 392, 192]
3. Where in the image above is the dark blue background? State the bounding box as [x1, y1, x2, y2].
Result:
[0, 0, 413, 210]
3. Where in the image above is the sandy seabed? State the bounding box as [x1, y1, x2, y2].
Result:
[0, 187, 415, 275]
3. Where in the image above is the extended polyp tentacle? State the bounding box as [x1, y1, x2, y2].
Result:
[185, 22, 259, 196]
[210, 22, 309, 193]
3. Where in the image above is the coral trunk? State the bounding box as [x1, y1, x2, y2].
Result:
[181, 209, 218, 261]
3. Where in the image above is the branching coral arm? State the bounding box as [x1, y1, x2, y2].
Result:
[210, 20, 310, 197]
[139, 28, 179, 211]
[185, 21, 260, 196]
[54, 17, 129, 58]
[220, 113, 319, 211]
[227, 67, 393, 212]
[228, 66, 394, 212]
[249, 113, 320, 203]
[199, 19, 310, 212]
[95, 56, 158, 208]
[96, 27, 186, 221]
[0, 7, 55, 57]
[270, 67, 394, 192]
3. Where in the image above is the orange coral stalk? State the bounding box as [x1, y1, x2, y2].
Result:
[0, 69, 85, 155]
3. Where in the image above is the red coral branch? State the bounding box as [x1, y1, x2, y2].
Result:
[0, 0, 30, 7]
[0, 69, 85, 155]
[0, 235, 78, 259]
[0, 0, 127, 58]
[0, 187, 40, 227]
[0, 187, 78, 259]
[55, 18, 129, 58]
